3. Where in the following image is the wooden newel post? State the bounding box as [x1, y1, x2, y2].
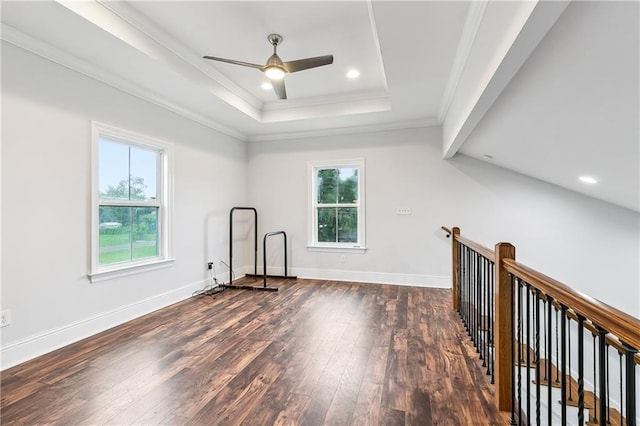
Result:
[494, 242, 515, 412]
[452, 227, 460, 311]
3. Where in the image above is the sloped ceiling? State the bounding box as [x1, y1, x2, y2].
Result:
[1, 1, 638, 212]
[459, 1, 639, 212]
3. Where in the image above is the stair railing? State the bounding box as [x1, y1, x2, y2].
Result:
[444, 226, 640, 426]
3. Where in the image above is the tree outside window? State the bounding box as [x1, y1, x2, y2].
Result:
[90, 122, 173, 281]
[98, 139, 160, 265]
[309, 159, 365, 250]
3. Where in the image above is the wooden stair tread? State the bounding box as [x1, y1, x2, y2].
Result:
[517, 344, 627, 426]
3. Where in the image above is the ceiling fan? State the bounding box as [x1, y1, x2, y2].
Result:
[203, 34, 334, 100]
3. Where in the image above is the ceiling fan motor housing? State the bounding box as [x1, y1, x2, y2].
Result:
[267, 33, 283, 47]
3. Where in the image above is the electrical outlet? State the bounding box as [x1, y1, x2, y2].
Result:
[396, 207, 411, 215]
[1, 310, 11, 327]
[339, 254, 346, 263]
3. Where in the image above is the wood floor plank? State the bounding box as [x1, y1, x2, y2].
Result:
[271, 392, 311, 426]
[351, 381, 383, 425]
[323, 342, 371, 425]
[0, 278, 505, 425]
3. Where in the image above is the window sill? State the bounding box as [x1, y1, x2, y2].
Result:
[89, 258, 175, 283]
[307, 245, 367, 254]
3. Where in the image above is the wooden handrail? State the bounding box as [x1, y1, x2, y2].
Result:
[565, 307, 640, 364]
[456, 234, 495, 261]
[503, 258, 640, 352]
[448, 226, 639, 417]
[441, 225, 494, 259]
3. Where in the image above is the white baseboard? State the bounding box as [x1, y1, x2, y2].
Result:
[0, 279, 206, 371]
[247, 265, 451, 288]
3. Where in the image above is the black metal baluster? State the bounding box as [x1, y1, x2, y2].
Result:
[520, 280, 525, 365]
[560, 305, 567, 426]
[510, 273, 517, 426]
[597, 327, 607, 426]
[458, 243, 463, 318]
[606, 343, 610, 424]
[485, 257, 490, 370]
[463, 246, 467, 329]
[517, 277, 523, 425]
[484, 257, 489, 369]
[622, 340, 637, 426]
[464, 245, 469, 326]
[484, 257, 489, 372]
[593, 333, 598, 424]
[490, 260, 495, 384]
[456, 242, 461, 316]
[469, 247, 472, 332]
[474, 251, 478, 347]
[467, 249, 474, 339]
[468, 247, 472, 338]
[568, 319, 573, 403]
[460, 246, 465, 323]
[547, 296, 553, 426]
[543, 297, 547, 383]
[619, 350, 623, 426]
[476, 251, 481, 354]
[534, 289, 541, 426]
[460, 242, 465, 319]
[577, 315, 585, 426]
[526, 283, 531, 424]
[555, 308, 560, 385]
[480, 255, 485, 364]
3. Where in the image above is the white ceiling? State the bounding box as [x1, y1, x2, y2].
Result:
[459, 1, 639, 212]
[1, 1, 638, 212]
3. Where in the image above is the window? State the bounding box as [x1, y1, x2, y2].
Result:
[90, 122, 173, 282]
[308, 158, 366, 251]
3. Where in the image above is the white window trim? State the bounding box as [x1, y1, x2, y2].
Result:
[89, 121, 174, 282]
[307, 158, 366, 252]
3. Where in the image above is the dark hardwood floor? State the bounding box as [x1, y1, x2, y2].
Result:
[1, 278, 505, 425]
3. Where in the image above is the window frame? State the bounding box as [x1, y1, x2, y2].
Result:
[89, 121, 174, 282]
[307, 158, 366, 252]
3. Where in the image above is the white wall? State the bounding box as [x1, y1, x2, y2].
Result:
[247, 126, 640, 317]
[248, 127, 453, 288]
[0, 42, 248, 369]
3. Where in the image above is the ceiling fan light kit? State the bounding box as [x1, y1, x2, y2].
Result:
[264, 66, 285, 80]
[203, 33, 334, 100]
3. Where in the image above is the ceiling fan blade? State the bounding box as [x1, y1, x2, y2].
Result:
[203, 56, 263, 70]
[283, 55, 334, 73]
[272, 78, 287, 100]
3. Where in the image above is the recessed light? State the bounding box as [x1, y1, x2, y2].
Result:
[261, 82, 273, 90]
[579, 176, 598, 184]
[346, 69, 360, 79]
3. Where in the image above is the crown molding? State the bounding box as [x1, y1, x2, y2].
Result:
[1, 24, 246, 140]
[246, 118, 439, 143]
[94, 0, 263, 115]
[261, 89, 391, 122]
[262, 89, 389, 112]
[437, 1, 488, 123]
